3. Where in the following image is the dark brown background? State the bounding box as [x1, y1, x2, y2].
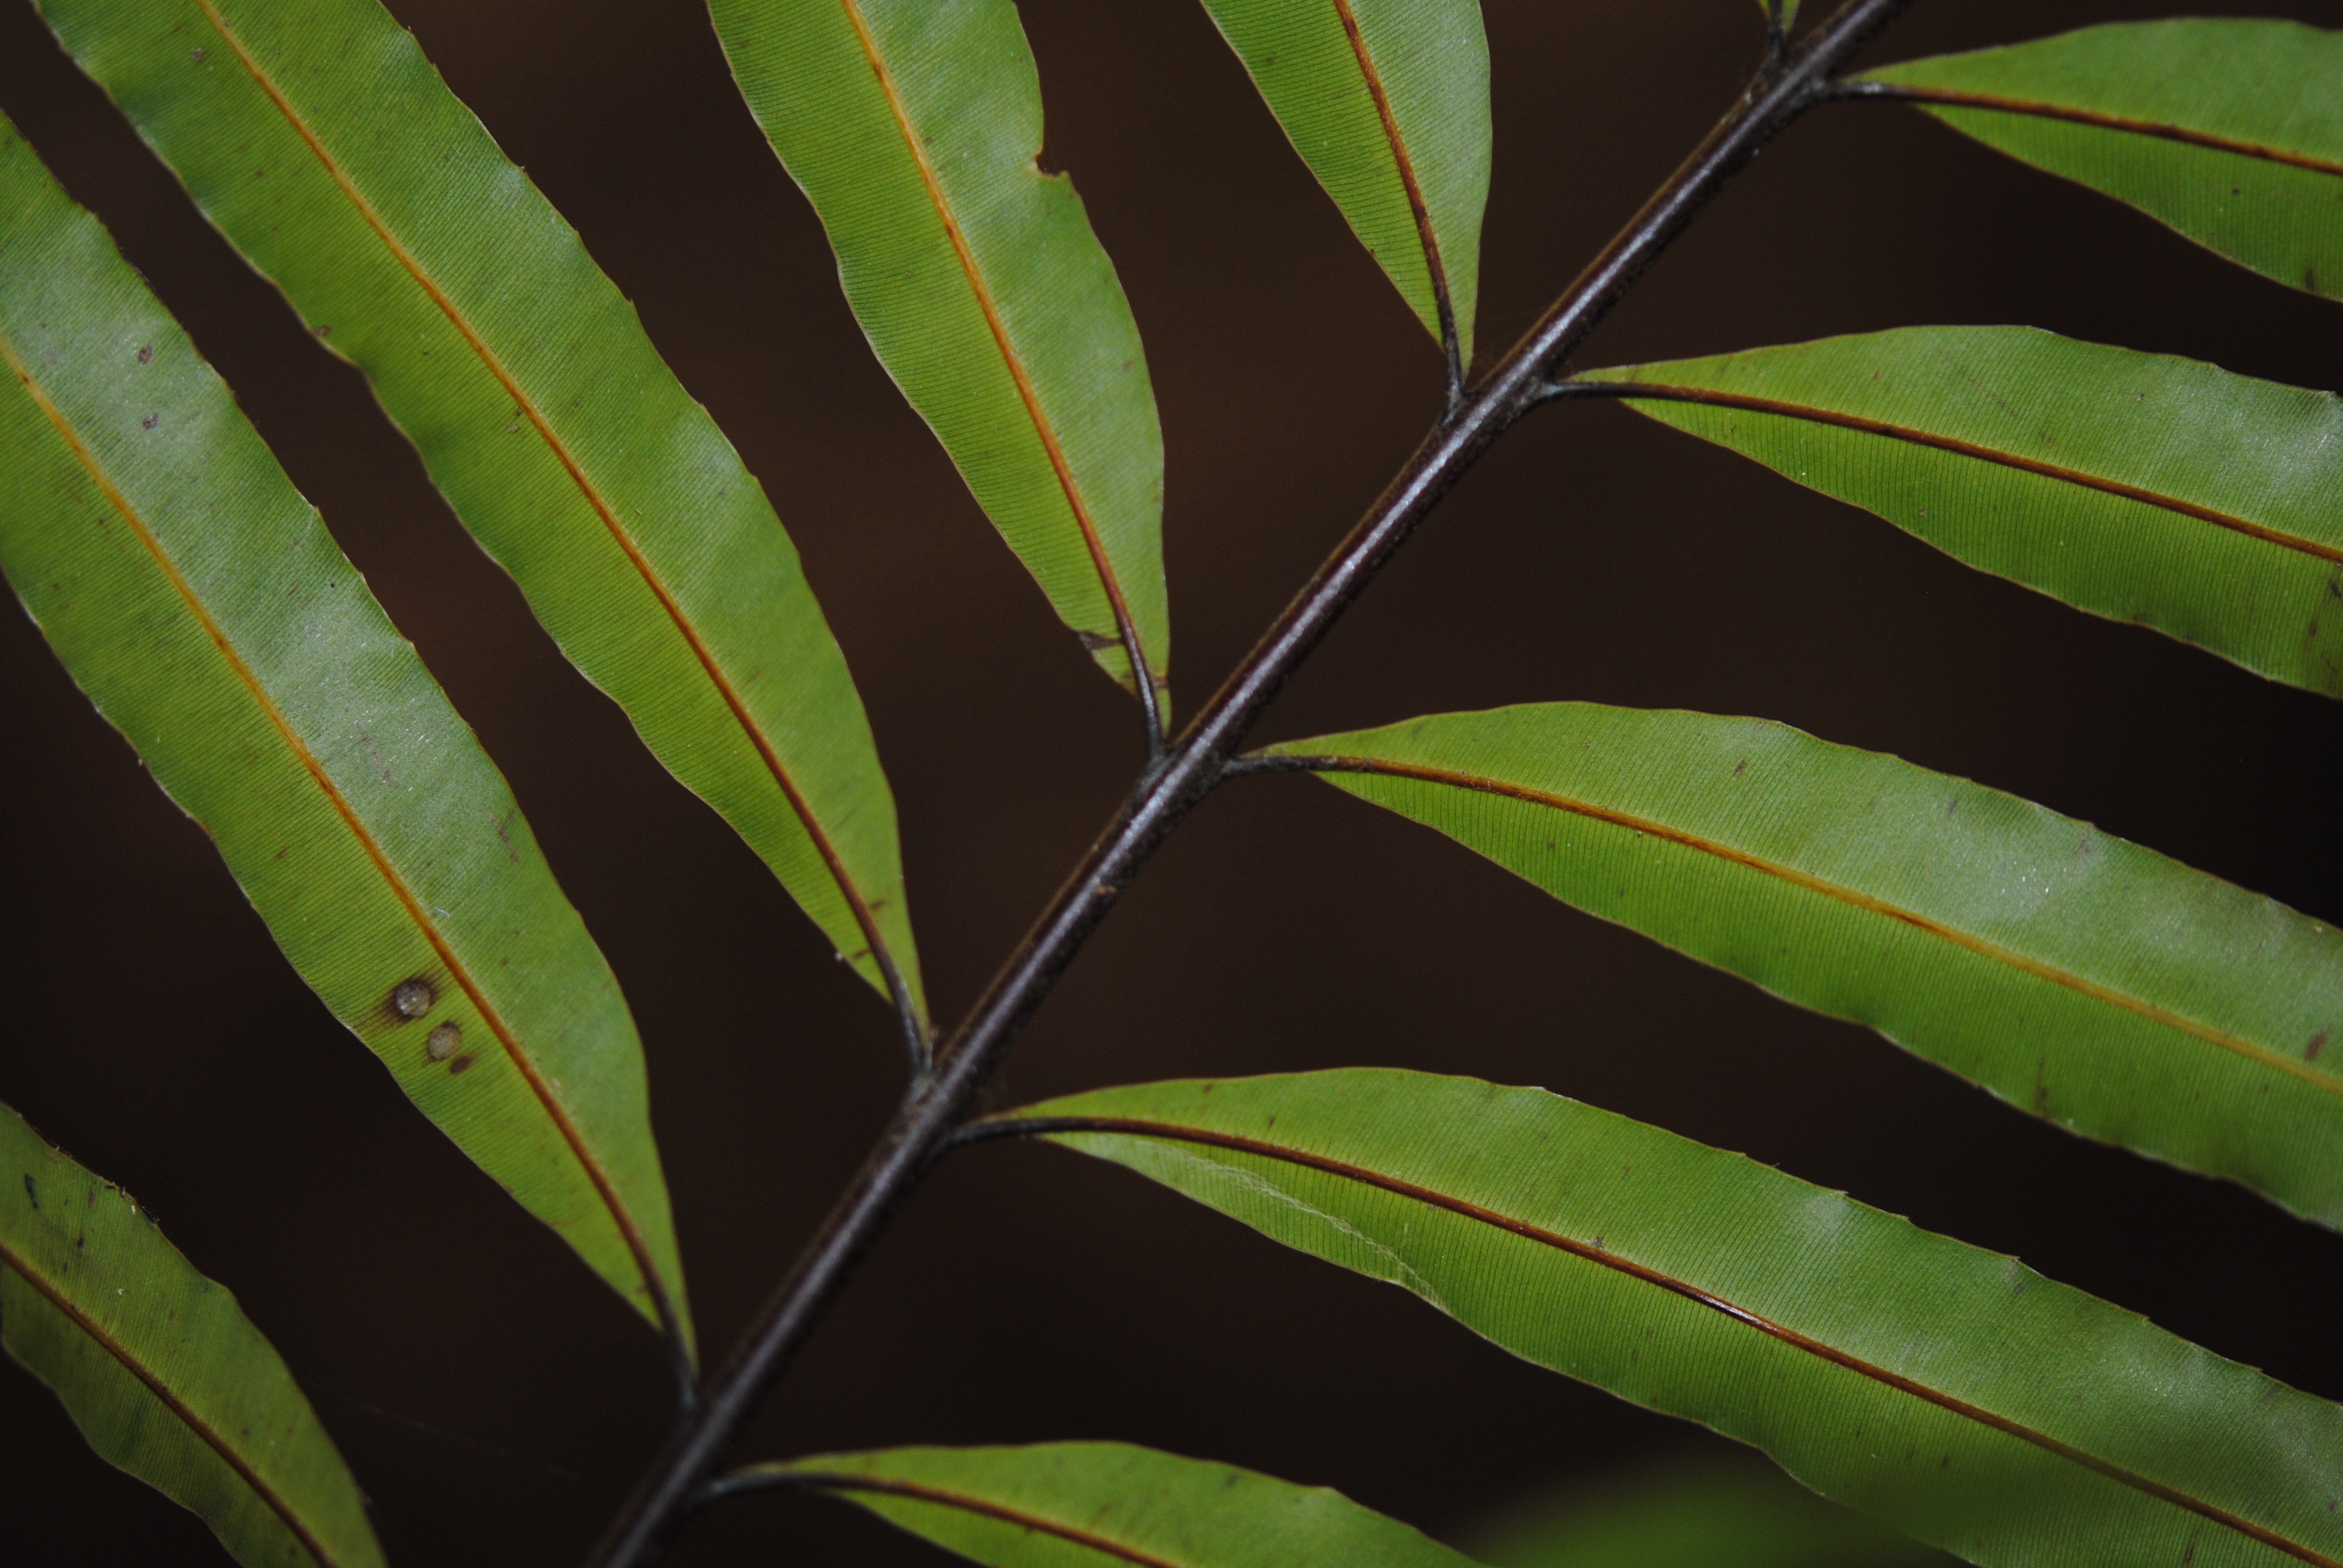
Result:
[6, 0, 2343, 1561]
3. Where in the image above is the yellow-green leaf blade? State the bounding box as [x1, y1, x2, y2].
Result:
[1262, 704, 2343, 1227]
[745, 1442, 1478, 1568]
[1196, 0, 1490, 364]
[36, 0, 922, 1021]
[1859, 19, 2343, 299]
[710, 0, 1170, 713]
[0, 117, 689, 1344]
[2, 1100, 385, 1568]
[991, 1070, 2343, 1568]
[1581, 327, 2343, 696]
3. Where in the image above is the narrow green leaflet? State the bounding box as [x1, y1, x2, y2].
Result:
[710, 0, 1170, 719]
[1581, 327, 2343, 697]
[2, 1100, 384, 1568]
[1858, 20, 2343, 300]
[738, 1442, 1478, 1568]
[1196, 0, 1490, 368]
[1462, 1457, 1948, 1568]
[0, 119, 689, 1344]
[1260, 704, 2343, 1227]
[38, 0, 923, 1022]
[990, 1070, 2343, 1568]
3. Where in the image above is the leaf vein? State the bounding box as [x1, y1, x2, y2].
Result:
[799, 1472, 1187, 1567]
[1604, 381, 2343, 566]
[188, 0, 914, 1028]
[1863, 83, 2343, 177]
[0, 1240, 342, 1568]
[833, 0, 1161, 723]
[1306, 754, 2342, 1096]
[1029, 1117, 2334, 1567]
[1329, 0, 1456, 356]
[0, 322, 677, 1333]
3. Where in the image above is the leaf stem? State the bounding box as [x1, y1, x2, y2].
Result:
[583, 2, 1915, 1560]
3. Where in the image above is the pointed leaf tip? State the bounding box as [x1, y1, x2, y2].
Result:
[997, 1070, 2343, 1568]
[710, 0, 1170, 711]
[35, 0, 923, 1022]
[760, 1441, 1479, 1568]
[1198, 0, 1491, 367]
[0, 114, 689, 1347]
[1861, 19, 2343, 300]
[1265, 703, 2343, 1228]
[1, 1102, 386, 1568]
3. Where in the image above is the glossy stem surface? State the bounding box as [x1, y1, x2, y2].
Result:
[584, 2, 1916, 1560]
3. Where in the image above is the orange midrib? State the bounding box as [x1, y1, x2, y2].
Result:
[834, 0, 1159, 710]
[1305, 754, 2342, 1096]
[189, 0, 908, 1022]
[0, 1241, 346, 1566]
[1027, 1117, 2336, 1568]
[0, 323, 676, 1334]
[1329, 0, 1454, 344]
[1604, 380, 2343, 567]
[1869, 82, 2343, 177]
[793, 1474, 1185, 1567]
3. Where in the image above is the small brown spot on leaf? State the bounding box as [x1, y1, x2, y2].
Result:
[2308, 1030, 2327, 1063]
[1939, 1454, 1951, 1470]
[448, 1054, 476, 1075]
[140, 413, 159, 430]
[135, 345, 152, 364]
[1075, 629, 1119, 653]
[22, 1175, 37, 1210]
[313, 324, 330, 339]
[1732, 760, 1747, 777]
[388, 977, 436, 1020]
[426, 1022, 462, 1062]
[191, 45, 206, 61]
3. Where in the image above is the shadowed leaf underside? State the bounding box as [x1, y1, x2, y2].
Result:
[36, 0, 923, 1022]
[1582, 327, 2343, 696]
[1860, 19, 2343, 300]
[1, 1101, 384, 1568]
[1264, 704, 2343, 1226]
[710, 0, 1170, 717]
[0, 118, 689, 1342]
[994, 1071, 2343, 1568]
